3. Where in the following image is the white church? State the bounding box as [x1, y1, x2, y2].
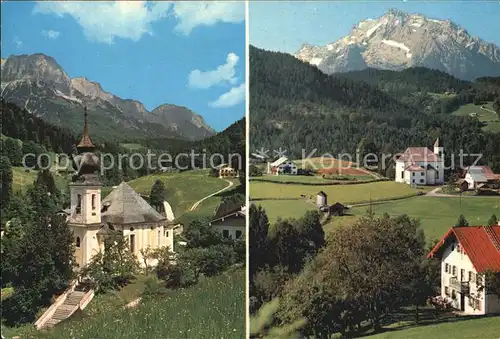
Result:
[62, 108, 175, 269]
[395, 138, 445, 186]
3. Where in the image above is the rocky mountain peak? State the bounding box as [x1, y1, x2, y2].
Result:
[1, 53, 71, 93]
[1, 53, 216, 140]
[295, 10, 500, 80]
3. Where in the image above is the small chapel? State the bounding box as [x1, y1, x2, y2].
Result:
[62, 108, 174, 269]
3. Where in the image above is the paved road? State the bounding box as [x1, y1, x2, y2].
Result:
[189, 179, 234, 211]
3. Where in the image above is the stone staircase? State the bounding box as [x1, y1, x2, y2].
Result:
[43, 290, 87, 328]
[35, 281, 94, 330]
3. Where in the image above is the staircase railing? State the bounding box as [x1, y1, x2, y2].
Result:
[34, 279, 78, 330]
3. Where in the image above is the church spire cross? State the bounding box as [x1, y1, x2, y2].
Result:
[77, 106, 96, 150]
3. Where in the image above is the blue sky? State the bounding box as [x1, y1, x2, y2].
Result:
[250, 1, 500, 53]
[1, 1, 245, 132]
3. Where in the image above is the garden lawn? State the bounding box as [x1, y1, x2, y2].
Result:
[250, 181, 423, 203]
[364, 315, 500, 339]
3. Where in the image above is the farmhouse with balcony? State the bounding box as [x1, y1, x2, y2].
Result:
[427, 224, 500, 315]
[267, 156, 298, 175]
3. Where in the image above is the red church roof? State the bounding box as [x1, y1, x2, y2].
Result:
[399, 147, 439, 163]
[427, 225, 500, 273]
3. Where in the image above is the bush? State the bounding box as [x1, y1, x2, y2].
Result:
[142, 276, 168, 300]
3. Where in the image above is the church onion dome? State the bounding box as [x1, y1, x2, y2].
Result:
[73, 152, 101, 174]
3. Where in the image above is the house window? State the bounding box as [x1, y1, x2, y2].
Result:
[452, 266, 457, 276]
[445, 286, 450, 296]
[420, 179, 424, 183]
[461, 269, 465, 281]
[476, 299, 481, 311]
[130, 234, 135, 253]
[76, 237, 80, 248]
[421, 172, 424, 176]
[401, 171, 404, 179]
[413, 172, 415, 176]
[456, 243, 461, 252]
[445, 263, 449, 273]
[165, 230, 169, 238]
[222, 230, 229, 238]
[469, 272, 476, 283]
[92, 194, 96, 210]
[235, 230, 242, 239]
[451, 290, 457, 300]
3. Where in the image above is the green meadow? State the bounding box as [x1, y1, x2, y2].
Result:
[325, 195, 500, 242]
[250, 181, 425, 203]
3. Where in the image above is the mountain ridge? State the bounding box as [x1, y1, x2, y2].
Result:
[1, 53, 216, 141]
[294, 9, 500, 81]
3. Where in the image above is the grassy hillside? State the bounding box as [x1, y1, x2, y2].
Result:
[101, 169, 229, 218]
[11, 167, 69, 193]
[364, 315, 500, 339]
[3, 268, 245, 339]
[452, 102, 500, 133]
[36, 268, 245, 339]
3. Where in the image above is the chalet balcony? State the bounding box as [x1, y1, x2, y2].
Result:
[449, 276, 470, 294]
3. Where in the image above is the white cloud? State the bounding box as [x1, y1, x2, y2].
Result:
[32, 1, 244, 43]
[172, 2, 245, 35]
[188, 53, 239, 89]
[42, 30, 60, 39]
[210, 83, 245, 108]
[13, 36, 23, 48]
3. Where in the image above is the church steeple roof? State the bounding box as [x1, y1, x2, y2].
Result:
[434, 137, 440, 148]
[77, 106, 96, 151]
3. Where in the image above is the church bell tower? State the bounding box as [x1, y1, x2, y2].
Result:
[70, 107, 102, 225]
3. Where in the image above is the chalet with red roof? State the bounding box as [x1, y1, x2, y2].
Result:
[427, 225, 500, 314]
[395, 138, 445, 186]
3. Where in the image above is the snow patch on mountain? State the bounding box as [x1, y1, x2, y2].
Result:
[381, 39, 410, 53]
[366, 22, 383, 38]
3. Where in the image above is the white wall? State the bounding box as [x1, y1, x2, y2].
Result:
[395, 160, 405, 183]
[213, 225, 245, 240]
[70, 185, 101, 224]
[440, 241, 486, 315]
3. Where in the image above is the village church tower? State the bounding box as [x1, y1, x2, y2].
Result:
[69, 107, 103, 269]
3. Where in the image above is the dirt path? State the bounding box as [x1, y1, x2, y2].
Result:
[480, 105, 498, 115]
[425, 187, 482, 198]
[189, 179, 234, 211]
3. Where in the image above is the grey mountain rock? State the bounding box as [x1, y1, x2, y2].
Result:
[294, 9, 500, 80]
[1, 53, 215, 140]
